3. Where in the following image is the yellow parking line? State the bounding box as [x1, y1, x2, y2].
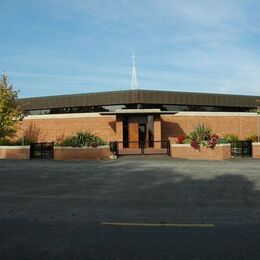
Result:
[101, 222, 215, 228]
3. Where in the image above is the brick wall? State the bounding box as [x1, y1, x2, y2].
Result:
[0, 146, 30, 160]
[162, 113, 258, 142]
[15, 112, 258, 144]
[54, 146, 112, 160]
[171, 144, 231, 160]
[16, 114, 116, 143]
[252, 143, 260, 159]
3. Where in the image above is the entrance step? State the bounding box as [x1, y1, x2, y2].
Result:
[117, 155, 172, 160]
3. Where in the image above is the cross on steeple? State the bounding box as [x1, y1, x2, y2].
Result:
[130, 52, 138, 90]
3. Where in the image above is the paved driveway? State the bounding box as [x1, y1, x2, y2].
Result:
[0, 158, 260, 259]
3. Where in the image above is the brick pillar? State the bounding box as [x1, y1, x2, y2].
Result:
[116, 116, 123, 150]
[128, 122, 139, 148]
[154, 116, 161, 148]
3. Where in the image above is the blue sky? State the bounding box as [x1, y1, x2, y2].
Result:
[1, 0, 260, 97]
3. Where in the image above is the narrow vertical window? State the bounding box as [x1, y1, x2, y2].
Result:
[148, 115, 154, 147]
[123, 117, 129, 148]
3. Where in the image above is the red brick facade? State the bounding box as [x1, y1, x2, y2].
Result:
[15, 112, 259, 144]
[16, 114, 116, 143]
[252, 143, 260, 159]
[0, 146, 30, 160]
[161, 113, 259, 142]
[171, 144, 231, 160]
[54, 146, 112, 160]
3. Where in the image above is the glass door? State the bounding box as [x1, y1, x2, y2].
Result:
[138, 124, 146, 148]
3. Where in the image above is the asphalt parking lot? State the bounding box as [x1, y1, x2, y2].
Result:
[0, 157, 260, 259]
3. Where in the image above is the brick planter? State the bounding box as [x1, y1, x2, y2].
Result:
[54, 146, 112, 160]
[0, 146, 30, 160]
[252, 143, 260, 159]
[171, 144, 231, 160]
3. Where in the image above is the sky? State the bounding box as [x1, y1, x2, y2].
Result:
[1, 0, 260, 98]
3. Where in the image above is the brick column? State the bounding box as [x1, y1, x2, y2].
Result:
[252, 143, 260, 158]
[154, 116, 161, 148]
[128, 122, 139, 148]
[116, 116, 123, 150]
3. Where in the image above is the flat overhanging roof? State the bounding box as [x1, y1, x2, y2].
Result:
[99, 109, 178, 115]
[18, 89, 260, 111]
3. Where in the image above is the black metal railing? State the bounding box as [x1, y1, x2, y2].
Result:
[110, 141, 170, 156]
[231, 141, 252, 157]
[30, 142, 54, 159]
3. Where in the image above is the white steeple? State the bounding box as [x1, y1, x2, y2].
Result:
[130, 52, 138, 90]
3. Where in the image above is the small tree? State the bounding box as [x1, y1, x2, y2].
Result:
[0, 74, 23, 140]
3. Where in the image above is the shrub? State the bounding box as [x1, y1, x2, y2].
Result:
[0, 138, 13, 146]
[245, 134, 258, 142]
[190, 124, 211, 143]
[184, 134, 192, 144]
[200, 140, 208, 147]
[21, 137, 34, 145]
[180, 124, 221, 149]
[57, 131, 107, 147]
[175, 124, 231, 150]
[223, 134, 239, 143]
[0, 137, 33, 146]
[218, 138, 230, 144]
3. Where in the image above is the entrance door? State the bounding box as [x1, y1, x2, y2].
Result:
[138, 124, 146, 148]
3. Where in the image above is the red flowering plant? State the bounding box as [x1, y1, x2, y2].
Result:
[189, 124, 211, 149]
[208, 134, 219, 149]
[177, 134, 186, 144]
[91, 142, 98, 148]
[186, 124, 220, 150]
[176, 124, 220, 150]
[191, 140, 200, 150]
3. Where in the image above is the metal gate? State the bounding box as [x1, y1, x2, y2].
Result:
[110, 141, 170, 156]
[30, 142, 54, 159]
[231, 141, 252, 157]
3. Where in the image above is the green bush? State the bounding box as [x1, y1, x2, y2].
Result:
[200, 140, 209, 147]
[175, 124, 238, 149]
[245, 134, 258, 142]
[21, 137, 34, 145]
[57, 131, 107, 147]
[0, 138, 13, 146]
[183, 133, 192, 144]
[223, 134, 239, 143]
[217, 138, 230, 144]
[0, 137, 33, 146]
[190, 124, 211, 143]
